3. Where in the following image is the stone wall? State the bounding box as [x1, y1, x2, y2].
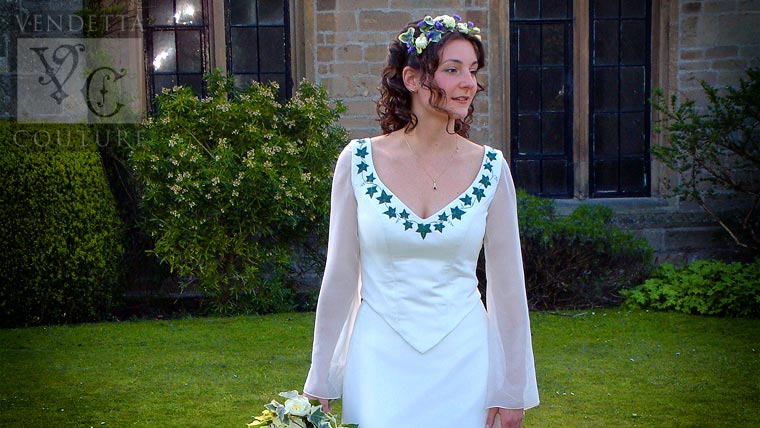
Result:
[677, 0, 760, 104]
[312, 0, 491, 142]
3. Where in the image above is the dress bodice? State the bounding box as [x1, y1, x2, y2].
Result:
[351, 138, 502, 352]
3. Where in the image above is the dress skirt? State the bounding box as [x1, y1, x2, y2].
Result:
[341, 302, 489, 428]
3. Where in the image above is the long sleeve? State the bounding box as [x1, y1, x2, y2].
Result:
[303, 144, 361, 399]
[483, 160, 540, 410]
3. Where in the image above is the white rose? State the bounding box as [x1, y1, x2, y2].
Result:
[437, 15, 456, 29]
[414, 34, 429, 54]
[284, 396, 311, 417]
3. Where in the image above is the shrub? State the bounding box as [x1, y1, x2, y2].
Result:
[0, 122, 125, 326]
[624, 259, 760, 318]
[130, 71, 347, 315]
[510, 190, 653, 309]
[651, 67, 760, 252]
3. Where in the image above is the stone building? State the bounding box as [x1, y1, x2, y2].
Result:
[2, 0, 759, 261]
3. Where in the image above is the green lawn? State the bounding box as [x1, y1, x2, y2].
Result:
[1, 309, 758, 427]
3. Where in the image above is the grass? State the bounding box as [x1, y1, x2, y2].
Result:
[0, 309, 758, 428]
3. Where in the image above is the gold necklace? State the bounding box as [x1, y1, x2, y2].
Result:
[403, 132, 460, 190]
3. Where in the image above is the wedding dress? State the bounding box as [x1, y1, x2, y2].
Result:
[304, 138, 539, 428]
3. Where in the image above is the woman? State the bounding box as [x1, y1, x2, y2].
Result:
[304, 14, 539, 428]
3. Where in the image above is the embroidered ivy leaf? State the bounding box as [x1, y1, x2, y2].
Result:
[376, 189, 393, 204]
[438, 212, 449, 222]
[366, 172, 376, 183]
[404, 220, 414, 230]
[486, 151, 497, 161]
[479, 174, 492, 188]
[434, 222, 445, 232]
[357, 161, 369, 173]
[472, 187, 486, 201]
[416, 223, 432, 239]
[484, 161, 493, 172]
[399, 209, 410, 219]
[383, 206, 397, 218]
[366, 185, 378, 198]
[450, 206, 466, 220]
[355, 146, 368, 158]
[459, 194, 473, 206]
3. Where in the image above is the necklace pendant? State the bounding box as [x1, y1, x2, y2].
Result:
[433, 181, 438, 190]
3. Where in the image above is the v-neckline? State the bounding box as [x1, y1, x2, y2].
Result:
[363, 138, 490, 222]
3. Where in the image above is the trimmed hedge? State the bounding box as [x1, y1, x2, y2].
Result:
[0, 122, 125, 326]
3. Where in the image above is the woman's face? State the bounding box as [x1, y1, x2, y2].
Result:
[416, 38, 479, 121]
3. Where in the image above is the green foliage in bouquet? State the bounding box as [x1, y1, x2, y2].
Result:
[625, 259, 760, 317]
[248, 391, 357, 428]
[130, 71, 347, 315]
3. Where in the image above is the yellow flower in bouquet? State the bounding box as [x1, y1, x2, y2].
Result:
[247, 391, 357, 428]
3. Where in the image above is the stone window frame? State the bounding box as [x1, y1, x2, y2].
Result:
[488, 0, 676, 200]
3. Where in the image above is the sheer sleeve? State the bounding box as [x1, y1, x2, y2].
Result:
[303, 143, 361, 399]
[484, 160, 540, 410]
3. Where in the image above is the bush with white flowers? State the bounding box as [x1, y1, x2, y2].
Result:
[130, 70, 347, 314]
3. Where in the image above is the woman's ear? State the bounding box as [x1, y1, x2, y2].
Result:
[402, 66, 420, 93]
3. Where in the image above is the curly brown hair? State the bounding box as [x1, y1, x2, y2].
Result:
[376, 21, 485, 137]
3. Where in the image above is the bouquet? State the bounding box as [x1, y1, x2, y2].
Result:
[247, 391, 357, 428]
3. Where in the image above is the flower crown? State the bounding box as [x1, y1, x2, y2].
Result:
[398, 14, 482, 55]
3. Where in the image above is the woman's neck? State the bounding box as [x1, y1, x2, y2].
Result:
[404, 118, 459, 153]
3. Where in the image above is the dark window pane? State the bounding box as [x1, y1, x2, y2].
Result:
[542, 67, 565, 111]
[176, 30, 202, 72]
[178, 73, 203, 95]
[620, 66, 645, 110]
[593, 67, 619, 112]
[513, 0, 539, 19]
[175, 0, 202, 25]
[231, 28, 259, 72]
[541, 0, 568, 18]
[542, 24, 565, 65]
[518, 68, 541, 112]
[234, 74, 258, 90]
[542, 113, 565, 154]
[148, 0, 174, 25]
[593, 20, 619, 65]
[229, 0, 257, 25]
[518, 114, 541, 154]
[621, 0, 647, 18]
[153, 74, 177, 97]
[259, 27, 286, 72]
[152, 31, 176, 72]
[543, 160, 569, 194]
[620, 20, 646, 65]
[517, 25, 541, 65]
[513, 160, 541, 194]
[620, 158, 646, 191]
[593, 113, 619, 156]
[258, 0, 285, 25]
[620, 112, 645, 155]
[594, 160, 619, 192]
[592, 0, 619, 18]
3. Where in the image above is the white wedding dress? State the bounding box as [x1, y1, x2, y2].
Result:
[304, 138, 539, 428]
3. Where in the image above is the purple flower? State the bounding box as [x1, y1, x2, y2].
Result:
[427, 31, 435, 39]
[435, 21, 444, 30]
[453, 14, 462, 21]
[418, 20, 425, 28]
[468, 21, 474, 27]
[407, 44, 415, 53]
